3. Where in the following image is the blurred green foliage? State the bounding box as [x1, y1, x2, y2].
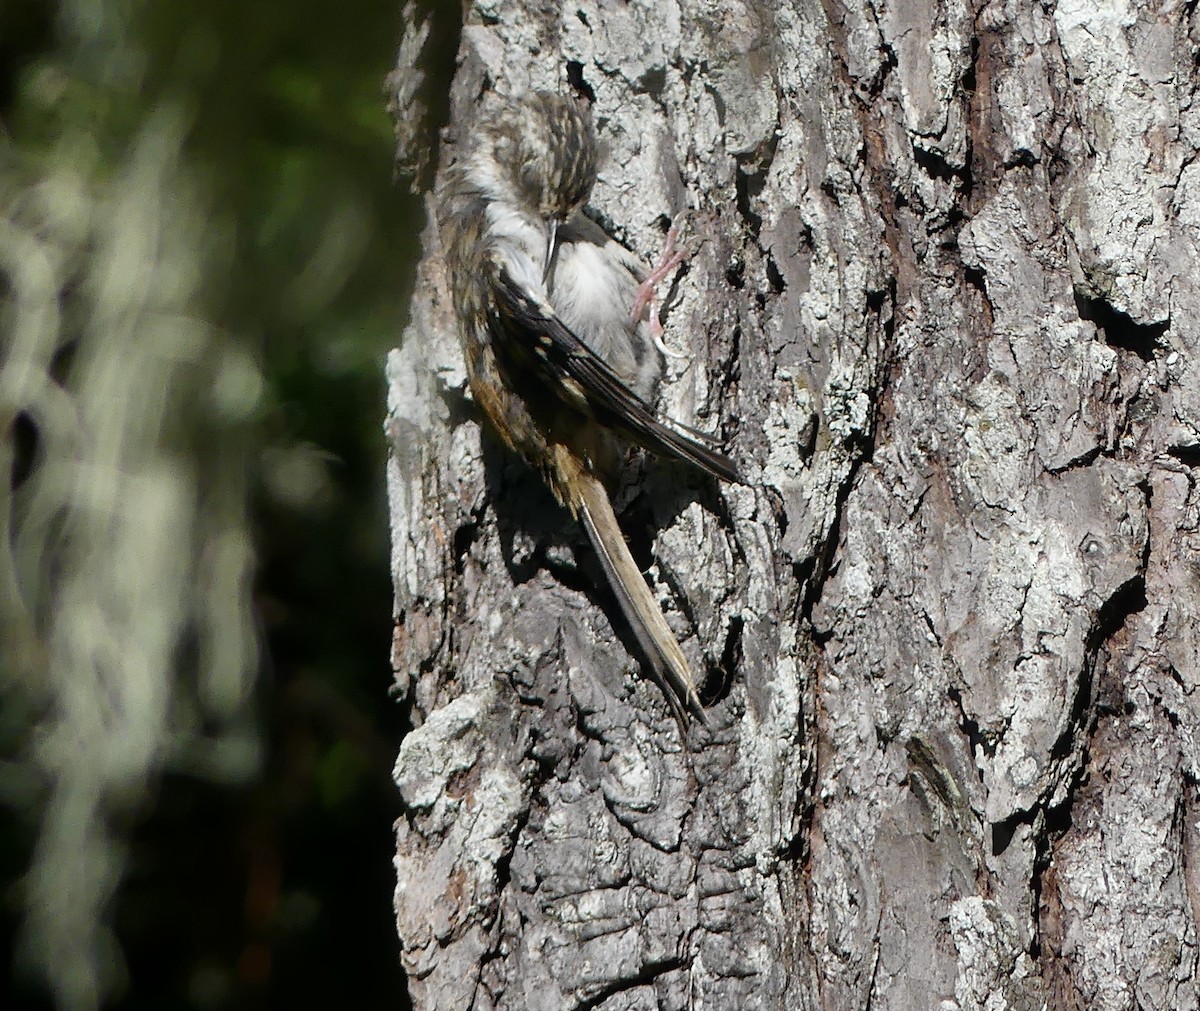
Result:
[0, 0, 452, 1008]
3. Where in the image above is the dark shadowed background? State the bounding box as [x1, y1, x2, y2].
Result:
[0, 1, 452, 1008]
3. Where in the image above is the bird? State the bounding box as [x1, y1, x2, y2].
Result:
[436, 89, 741, 726]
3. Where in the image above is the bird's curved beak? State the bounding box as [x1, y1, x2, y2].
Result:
[543, 218, 560, 281]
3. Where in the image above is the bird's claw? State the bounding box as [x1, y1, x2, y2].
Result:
[630, 219, 690, 359]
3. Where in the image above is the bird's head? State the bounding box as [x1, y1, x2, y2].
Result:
[485, 92, 599, 223]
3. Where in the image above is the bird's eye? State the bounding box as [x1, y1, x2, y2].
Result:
[518, 160, 545, 207]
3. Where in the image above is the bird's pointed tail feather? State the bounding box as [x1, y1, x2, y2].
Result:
[574, 470, 707, 727]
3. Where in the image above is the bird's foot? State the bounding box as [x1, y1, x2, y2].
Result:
[630, 219, 689, 359]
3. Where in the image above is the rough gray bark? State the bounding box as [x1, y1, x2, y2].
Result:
[387, 1, 1200, 1008]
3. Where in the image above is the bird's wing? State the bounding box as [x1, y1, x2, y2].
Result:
[487, 254, 741, 485]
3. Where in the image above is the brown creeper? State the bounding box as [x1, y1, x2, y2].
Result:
[437, 90, 740, 724]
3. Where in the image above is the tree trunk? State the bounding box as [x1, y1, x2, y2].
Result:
[386, 1, 1200, 1008]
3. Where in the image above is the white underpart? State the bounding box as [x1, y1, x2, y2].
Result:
[551, 218, 661, 402]
[484, 200, 551, 299]
[551, 241, 636, 358]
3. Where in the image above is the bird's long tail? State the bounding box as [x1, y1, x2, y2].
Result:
[573, 469, 706, 727]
